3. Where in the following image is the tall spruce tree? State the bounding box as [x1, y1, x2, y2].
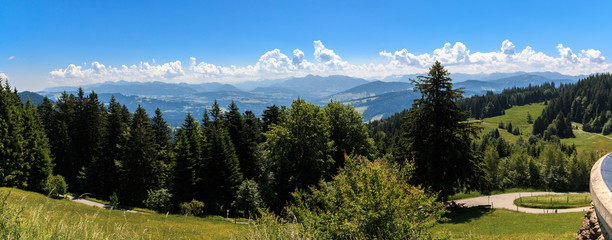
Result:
[120, 105, 157, 205]
[172, 113, 200, 204]
[151, 108, 172, 189]
[225, 101, 259, 179]
[22, 99, 53, 192]
[0, 81, 27, 188]
[201, 126, 243, 212]
[95, 95, 128, 197]
[262, 105, 281, 132]
[397, 61, 484, 199]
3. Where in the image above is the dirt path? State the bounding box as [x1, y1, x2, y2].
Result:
[452, 192, 590, 214]
[62, 195, 140, 213]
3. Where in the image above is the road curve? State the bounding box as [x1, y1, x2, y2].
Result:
[452, 192, 590, 214]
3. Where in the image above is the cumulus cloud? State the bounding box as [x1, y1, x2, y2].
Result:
[49, 40, 611, 85]
[0, 73, 8, 80]
[8, 56, 15, 60]
[50, 60, 185, 85]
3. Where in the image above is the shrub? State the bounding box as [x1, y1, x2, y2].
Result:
[109, 192, 119, 209]
[143, 188, 173, 213]
[43, 175, 67, 198]
[180, 199, 205, 216]
[290, 156, 446, 239]
[232, 180, 262, 218]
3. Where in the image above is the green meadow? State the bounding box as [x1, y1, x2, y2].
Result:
[0, 188, 246, 239]
[514, 193, 591, 209]
[435, 208, 584, 239]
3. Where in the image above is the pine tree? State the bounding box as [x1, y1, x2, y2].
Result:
[22, 99, 53, 192]
[0, 81, 27, 188]
[120, 105, 157, 205]
[201, 126, 243, 211]
[225, 101, 258, 179]
[151, 108, 172, 188]
[397, 61, 484, 199]
[262, 105, 281, 132]
[172, 113, 200, 204]
[95, 95, 128, 197]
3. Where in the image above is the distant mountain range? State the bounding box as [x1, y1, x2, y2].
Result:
[34, 72, 585, 124]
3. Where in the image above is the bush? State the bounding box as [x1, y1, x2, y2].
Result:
[290, 156, 446, 239]
[143, 188, 173, 213]
[109, 192, 119, 209]
[232, 180, 262, 218]
[180, 199, 205, 216]
[43, 175, 67, 198]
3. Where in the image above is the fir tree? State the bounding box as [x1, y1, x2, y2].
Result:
[120, 105, 157, 205]
[397, 62, 485, 199]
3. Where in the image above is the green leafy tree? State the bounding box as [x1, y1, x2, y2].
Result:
[261, 99, 332, 209]
[290, 156, 446, 239]
[143, 188, 173, 213]
[323, 101, 374, 173]
[44, 174, 67, 198]
[232, 179, 263, 218]
[397, 61, 485, 199]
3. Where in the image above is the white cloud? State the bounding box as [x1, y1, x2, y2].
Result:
[501, 40, 515, 55]
[8, 56, 15, 60]
[0, 73, 8, 80]
[49, 40, 611, 85]
[313, 40, 348, 69]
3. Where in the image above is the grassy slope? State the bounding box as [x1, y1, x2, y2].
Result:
[478, 102, 545, 143]
[479, 102, 612, 156]
[434, 208, 583, 239]
[0, 187, 245, 239]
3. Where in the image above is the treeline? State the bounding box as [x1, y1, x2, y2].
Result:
[1, 83, 375, 215]
[479, 129, 594, 191]
[535, 73, 612, 136]
[458, 82, 562, 119]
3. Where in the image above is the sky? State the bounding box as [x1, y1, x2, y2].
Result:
[1, 0, 612, 91]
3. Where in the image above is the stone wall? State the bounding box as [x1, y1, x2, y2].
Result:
[577, 202, 607, 240]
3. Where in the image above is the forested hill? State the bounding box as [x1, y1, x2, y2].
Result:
[534, 73, 612, 136]
[367, 80, 569, 151]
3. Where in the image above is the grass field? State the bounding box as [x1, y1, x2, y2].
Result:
[514, 193, 591, 209]
[478, 102, 546, 143]
[0, 187, 246, 239]
[434, 208, 584, 239]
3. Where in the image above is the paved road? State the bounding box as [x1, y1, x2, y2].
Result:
[62, 195, 140, 213]
[452, 192, 590, 214]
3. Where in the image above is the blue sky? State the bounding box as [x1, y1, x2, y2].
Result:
[1, 0, 611, 91]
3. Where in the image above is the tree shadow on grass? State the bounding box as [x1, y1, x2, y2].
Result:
[442, 207, 494, 224]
